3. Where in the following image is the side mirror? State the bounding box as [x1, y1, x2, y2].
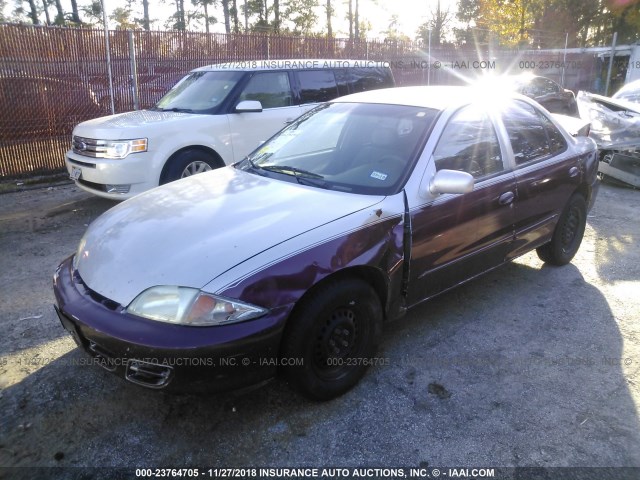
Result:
[235, 100, 263, 113]
[429, 169, 474, 195]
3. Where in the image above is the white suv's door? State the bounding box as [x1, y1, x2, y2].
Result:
[227, 71, 303, 162]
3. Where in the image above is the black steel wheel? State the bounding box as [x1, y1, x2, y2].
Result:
[280, 278, 382, 400]
[537, 193, 587, 266]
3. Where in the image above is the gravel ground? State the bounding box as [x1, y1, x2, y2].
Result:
[0, 181, 639, 478]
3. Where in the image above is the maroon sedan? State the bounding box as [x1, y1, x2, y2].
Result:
[54, 86, 599, 399]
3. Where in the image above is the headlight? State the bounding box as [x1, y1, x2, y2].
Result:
[103, 139, 147, 159]
[72, 235, 88, 270]
[126, 286, 268, 326]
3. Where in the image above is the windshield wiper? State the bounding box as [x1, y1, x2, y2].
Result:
[259, 165, 325, 179]
[259, 165, 328, 189]
[244, 151, 272, 172]
[152, 107, 194, 113]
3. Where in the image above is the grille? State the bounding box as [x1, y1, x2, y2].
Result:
[72, 136, 108, 158]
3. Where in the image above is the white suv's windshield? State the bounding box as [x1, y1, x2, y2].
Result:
[154, 71, 244, 113]
[240, 102, 439, 195]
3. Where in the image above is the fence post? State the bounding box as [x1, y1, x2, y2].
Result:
[561, 32, 568, 87]
[101, 0, 115, 115]
[605, 31, 617, 96]
[128, 30, 140, 110]
[428, 29, 431, 86]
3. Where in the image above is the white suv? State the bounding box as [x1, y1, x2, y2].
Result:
[65, 60, 394, 199]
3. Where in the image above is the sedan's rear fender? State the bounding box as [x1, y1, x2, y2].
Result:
[573, 135, 599, 210]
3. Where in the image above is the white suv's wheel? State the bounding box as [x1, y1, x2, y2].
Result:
[161, 150, 221, 184]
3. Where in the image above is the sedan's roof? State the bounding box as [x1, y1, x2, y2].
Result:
[331, 85, 493, 111]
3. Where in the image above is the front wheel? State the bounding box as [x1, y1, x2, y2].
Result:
[536, 193, 587, 266]
[160, 150, 221, 184]
[280, 278, 382, 400]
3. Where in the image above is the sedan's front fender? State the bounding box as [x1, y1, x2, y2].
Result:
[208, 194, 407, 318]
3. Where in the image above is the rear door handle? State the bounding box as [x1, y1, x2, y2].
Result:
[569, 166, 579, 177]
[499, 191, 515, 205]
[284, 118, 294, 124]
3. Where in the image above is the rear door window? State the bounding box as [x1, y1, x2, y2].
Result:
[539, 113, 567, 154]
[501, 100, 551, 165]
[238, 72, 292, 109]
[296, 70, 339, 104]
[501, 100, 568, 165]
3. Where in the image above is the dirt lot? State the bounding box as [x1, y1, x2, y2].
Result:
[0, 180, 639, 478]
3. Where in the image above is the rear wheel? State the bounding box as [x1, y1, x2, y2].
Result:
[280, 278, 382, 400]
[536, 193, 587, 265]
[160, 150, 221, 184]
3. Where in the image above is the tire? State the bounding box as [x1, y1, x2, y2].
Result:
[536, 193, 587, 266]
[160, 150, 221, 184]
[280, 278, 383, 400]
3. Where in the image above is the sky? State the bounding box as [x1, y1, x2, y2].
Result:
[3, 0, 459, 40]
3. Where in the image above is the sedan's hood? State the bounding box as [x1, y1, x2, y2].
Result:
[73, 110, 195, 139]
[76, 167, 384, 306]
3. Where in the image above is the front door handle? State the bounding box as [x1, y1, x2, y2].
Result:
[569, 166, 579, 177]
[284, 118, 294, 124]
[499, 191, 515, 205]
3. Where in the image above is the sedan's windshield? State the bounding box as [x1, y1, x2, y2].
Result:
[240, 102, 439, 195]
[154, 71, 243, 112]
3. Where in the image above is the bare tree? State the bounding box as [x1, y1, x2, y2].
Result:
[222, 0, 231, 32]
[175, 0, 186, 29]
[53, 0, 64, 24]
[41, 0, 51, 24]
[192, 0, 215, 33]
[141, 0, 150, 30]
[274, 0, 280, 32]
[417, 0, 450, 46]
[25, 0, 39, 24]
[354, 0, 359, 40]
[70, 0, 81, 23]
[231, 0, 239, 32]
[347, 0, 353, 40]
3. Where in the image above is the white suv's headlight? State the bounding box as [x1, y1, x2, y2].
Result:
[103, 139, 147, 159]
[126, 286, 267, 326]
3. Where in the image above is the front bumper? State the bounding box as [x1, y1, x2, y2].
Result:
[65, 150, 159, 199]
[53, 256, 290, 392]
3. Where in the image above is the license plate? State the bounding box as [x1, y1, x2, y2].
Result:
[70, 165, 82, 180]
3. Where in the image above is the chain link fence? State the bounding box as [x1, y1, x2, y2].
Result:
[0, 24, 602, 178]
